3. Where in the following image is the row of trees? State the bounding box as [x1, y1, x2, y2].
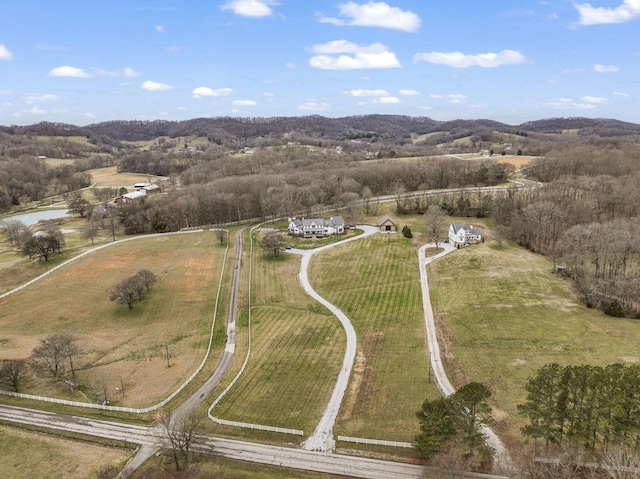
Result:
[110, 269, 158, 310]
[518, 363, 640, 455]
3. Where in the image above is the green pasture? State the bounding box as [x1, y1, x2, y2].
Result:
[428, 239, 640, 444]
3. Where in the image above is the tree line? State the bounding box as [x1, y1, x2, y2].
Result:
[518, 363, 640, 456]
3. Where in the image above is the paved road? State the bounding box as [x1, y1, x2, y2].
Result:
[287, 226, 379, 452]
[0, 403, 507, 479]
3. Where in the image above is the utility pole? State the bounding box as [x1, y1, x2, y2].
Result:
[165, 342, 170, 368]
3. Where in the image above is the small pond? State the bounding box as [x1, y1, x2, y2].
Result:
[0, 209, 70, 226]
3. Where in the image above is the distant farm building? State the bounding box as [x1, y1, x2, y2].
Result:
[115, 183, 160, 203]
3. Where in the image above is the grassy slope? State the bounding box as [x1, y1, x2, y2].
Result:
[428, 239, 640, 445]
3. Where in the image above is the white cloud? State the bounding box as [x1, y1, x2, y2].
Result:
[614, 91, 630, 97]
[286, 62, 296, 69]
[0, 90, 12, 96]
[414, 49, 528, 68]
[574, 0, 640, 25]
[318, 1, 421, 32]
[49, 66, 91, 78]
[14, 107, 47, 117]
[0, 44, 13, 61]
[429, 94, 442, 99]
[310, 40, 400, 70]
[297, 101, 331, 111]
[84, 112, 97, 119]
[399, 89, 419, 96]
[141, 80, 175, 91]
[94, 67, 141, 78]
[25, 93, 57, 104]
[233, 99, 257, 106]
[263, 92, 274, 98]
[594, 63, 620, 73]
[221, 0, 279, 17]
[447, 94, 467, 104]
[155, 25, 164, 33]
[375, 96, 400, 104]
[192, 87, 233, 98]
[581, 95, 607, 103]
[344, 89, 389, 97]
[546, 97, 597, 109]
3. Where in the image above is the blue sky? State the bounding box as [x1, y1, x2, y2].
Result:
[1, 0, 639, 126]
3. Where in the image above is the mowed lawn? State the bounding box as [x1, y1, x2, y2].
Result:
[86, 165, 165, 188]
[0, 232, 225, 407]
[0, 424, 131, 479]
[428, 240, 640, 445]
[210, 243, 345, 435]
[310, 233, 440, 442]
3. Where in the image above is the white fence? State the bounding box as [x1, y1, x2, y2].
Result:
[337, 435, 412, 448]
[210, 416, 304, 436]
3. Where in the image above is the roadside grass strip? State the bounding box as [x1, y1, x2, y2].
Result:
[0, 230, 229, 413]
[428, 241, 640, 445]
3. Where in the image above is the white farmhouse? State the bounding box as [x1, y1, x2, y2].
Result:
[448, 223, 482, 248]
[288, 216, 345, 238]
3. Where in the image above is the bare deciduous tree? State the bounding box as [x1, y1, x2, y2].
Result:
[424, 204, 448, 249]
[158, 408, 203, 471]
[0, 359, 27, 392]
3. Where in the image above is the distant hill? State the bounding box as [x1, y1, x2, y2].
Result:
[1, 116, 639, 144]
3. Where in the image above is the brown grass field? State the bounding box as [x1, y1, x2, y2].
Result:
[0, 424, 131, 479]
[0, 232, 226, 407]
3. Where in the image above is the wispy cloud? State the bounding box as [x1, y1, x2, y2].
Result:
[614, 91, 630, 97]
[221, 0, 279, 18]
[141, 80, 175, 91]
[49, 66, 91, 78]
[297, 101, 331, 111]
[414, 49, 528, 68]
[233, 99, 257, 106]
[25, 93, 58, 104]
[574, 0, 640, 25]
[93, 67, 141, 78]
[310, 40, 401, 70]
[594, 63, 620, 73]
[546, 97, 597, 109]
[192, 87, 233, 98]
[318, 1, 421, 32]
[155, 25, 164, 33]
[0, 44, 14, 60]
[375, 96, 399, 104]
[399, 89, 419, 96]
[447, 94, 467, 104]
[581, 95, 607, 103]
[344, 88, 389, 97]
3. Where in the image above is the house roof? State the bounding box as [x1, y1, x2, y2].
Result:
[328, 216, 344, 226]
[376, 215, 397, 227]
[451, 222, 465, 233]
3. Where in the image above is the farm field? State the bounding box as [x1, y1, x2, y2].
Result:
[428, 239, 640, 446]
[208, 234, 345, 436]
[0, 231, 227, 408]
[86, 165, 166, 188]
[310, 232, 440, 442]
[0, 424, 131, 479]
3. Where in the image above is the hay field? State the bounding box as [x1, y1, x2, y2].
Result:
[0, 232, 225, 407]
[0, 424, 131, 479]
[428, 240, 640, 445]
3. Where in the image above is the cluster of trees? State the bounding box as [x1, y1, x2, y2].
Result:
[110, 269, 158, 309]
[0, 333, 81, 393]
[1, 219, 65, 261]
[518, 363, 640, 455]
[414, 382, 493, 459]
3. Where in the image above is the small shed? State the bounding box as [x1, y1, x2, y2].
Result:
[377, 215, 398, 233]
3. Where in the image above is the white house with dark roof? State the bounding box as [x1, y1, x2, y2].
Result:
[287, 216, 345, 238]
[448, 223, 482, 247]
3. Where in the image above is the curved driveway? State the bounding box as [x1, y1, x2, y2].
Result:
[287, 226, 378, 452]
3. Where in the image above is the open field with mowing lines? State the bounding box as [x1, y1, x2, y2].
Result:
[0, 232, 226, 407]
[86, 165, 166, 188]
[310, 232, 440, 442]
[428, 239, 640, 447]
[209, 239, 345, 436]
[0, 424, 131, 479]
